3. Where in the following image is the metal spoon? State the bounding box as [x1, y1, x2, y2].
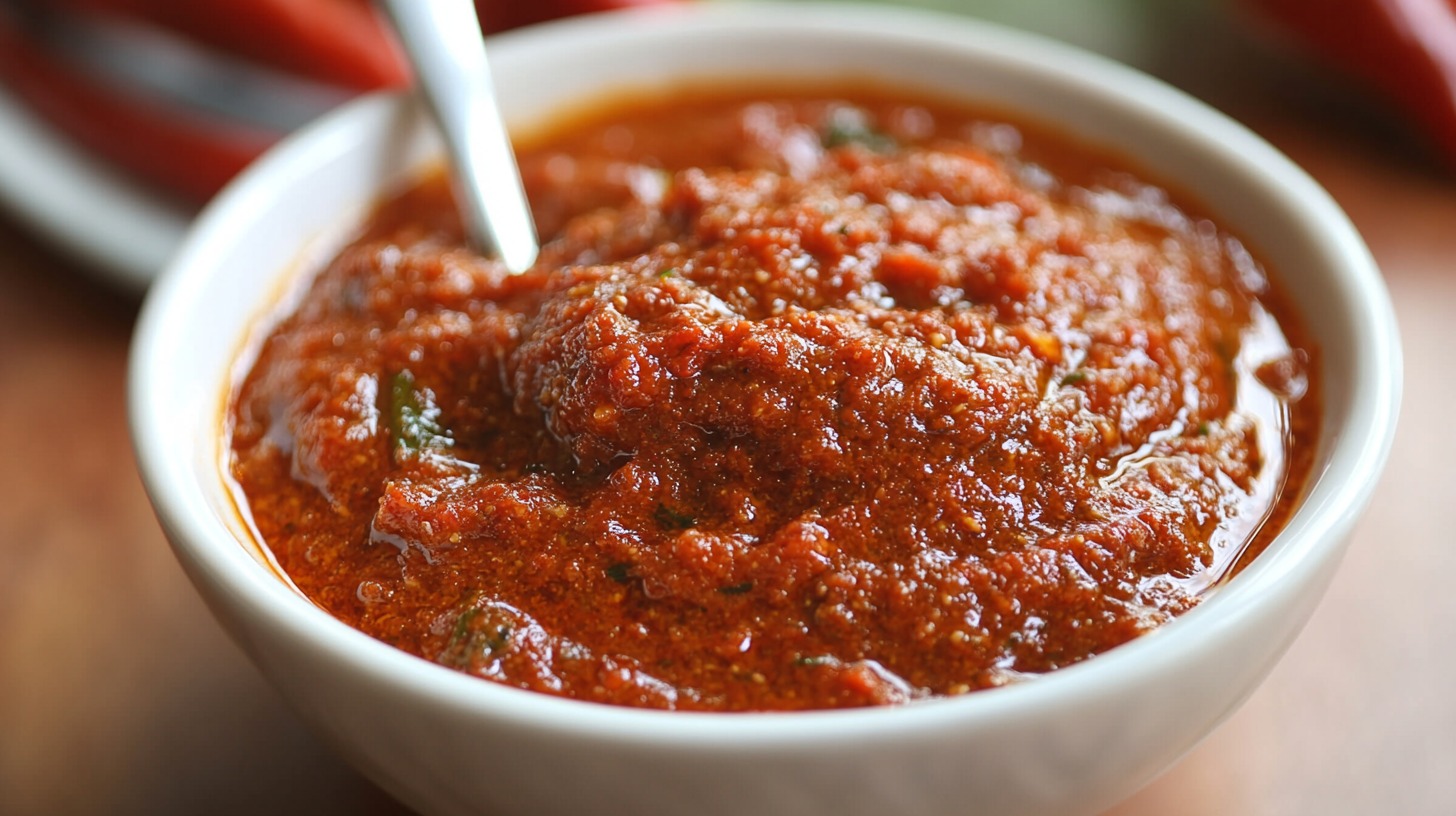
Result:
[378, 0, 539, 273]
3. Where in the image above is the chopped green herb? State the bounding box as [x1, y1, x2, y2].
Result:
[605, 562, 633, 584]
[484, 624, 510, 653]
[1196, 421, 1211, 436]
[1060, 370, 1088, 385]
[653, 503, 697, 531]
[389, 369, 453, 458]
[718, 581, 753, 595]
[658, 267, 679, 279]
[822, 108, 897, 153]
[449, 607, 480, 646]
[440, 604, 514, 668]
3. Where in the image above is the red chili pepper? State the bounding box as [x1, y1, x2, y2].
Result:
[1239, 0, 1456, 166]
[2, 0, 688, 203]
[55, 0, 409, 90]
[48, 0, 686, 90]
[0, 14, 275, 204]
[474, 0, 688, 33]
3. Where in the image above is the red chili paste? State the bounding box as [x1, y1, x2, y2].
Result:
[228, 88, 1319, 711]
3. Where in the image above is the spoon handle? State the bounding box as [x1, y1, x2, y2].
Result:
[379, 0, 539, 273]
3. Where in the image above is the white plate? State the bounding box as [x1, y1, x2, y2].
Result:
[0, 84, 190, 292]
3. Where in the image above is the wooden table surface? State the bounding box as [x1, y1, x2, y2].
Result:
[1, 7, 1453, 816]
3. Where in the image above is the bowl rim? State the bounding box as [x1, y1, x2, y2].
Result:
[129, 0, 1402, 748]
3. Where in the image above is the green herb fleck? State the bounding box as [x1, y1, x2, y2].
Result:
[483, 624, 510, 652]
[653, 503, 697, 531]
[440, 604, 514, 669]
[822, 108, 897, 153]
[605, 562, 633, 584]
[389, 369, 453, 459]
[1196, 421, 1211, 437]
[449, 607, 481, 646]
[718, 581, 753, 595]
[658, 267, 678, 279]
[1060, 370, 1088, 385]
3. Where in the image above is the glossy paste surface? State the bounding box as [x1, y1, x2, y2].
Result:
[229, 88, 1319, 711]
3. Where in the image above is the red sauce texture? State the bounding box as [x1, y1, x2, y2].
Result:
[228, 88, 1320, 711]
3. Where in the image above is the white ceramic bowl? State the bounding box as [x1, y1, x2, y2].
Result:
[129, 4, 1402, 815]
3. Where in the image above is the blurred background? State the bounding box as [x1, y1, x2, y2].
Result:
[1, 1, 1452, 814]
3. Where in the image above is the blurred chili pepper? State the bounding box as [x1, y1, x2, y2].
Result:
[55, 0, 682, 87]
[0, 0, 686, 204]
[476, 0, 690, 33]
[57, 0, 408, 89]
[1240, 0, 1456, 166]
[0, 10, 276, 203]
